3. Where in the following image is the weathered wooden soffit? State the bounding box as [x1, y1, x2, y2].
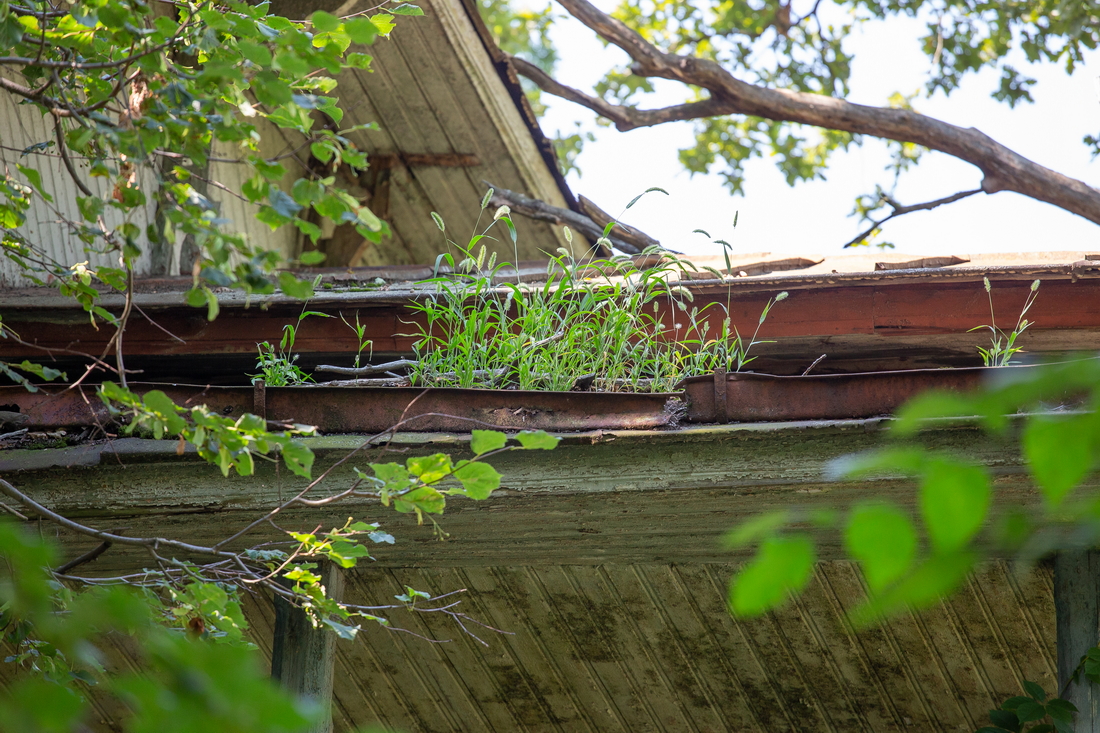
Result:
[0, 419, 1066, 732]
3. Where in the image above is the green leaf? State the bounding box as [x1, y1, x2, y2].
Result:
[278, 272, 315, 300]
[849, 552, 977, 625]
[1015, 700, 1046, 723]
[76, 195, 104, 223]
[237, 40, 272, 67]
[371, 462, 411, 488]
[515, 430, 559, 450]
[393, 486, 445, 515]
[722, 510, 790, 549]
[323, 618, 360, 640]
[310, 10, 340, 31]
[844, 502, 916, 593]
[369, 13, 395, 35]
[1023, 681, 1047, 702]
[345, 17, 379, 44]
[299, 250, 326, 265]
[988, 709, 1022, 732]
[250, 71, 294, 108]
[142, 390, 186, 435]
[406, 453, 453, 484]
[470, 429, 507, 456]
[390, 3, 424, 15]
[1023, 413, 1098, 507]
[451, 461, 501, 500]
[269, 189, 303, 218]
[281, 441, 314, 479]
[920, 458, 991, 553]
[729, 535, 815, 617]
[346, 52, 373, 69]
[14, 361, 64, 382]
[16, 165, 51, 202]
[202, 286, 219, 322]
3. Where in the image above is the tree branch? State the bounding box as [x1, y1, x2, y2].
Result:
[843, 188, 982, 247]
[486, 182, 650, 255]
[544, 0, 1100, 226]
[509, 55, 732, 132]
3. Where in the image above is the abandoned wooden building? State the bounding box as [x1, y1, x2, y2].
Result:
[4, 0, 1100, 730]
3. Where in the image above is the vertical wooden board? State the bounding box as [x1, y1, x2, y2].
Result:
[771, 566, 898, 732]
[807, 564, 908, 731]
[343, 569, 477, 732]
[817, 563, 944, 729]
[0, 92, 158, 284]
[394, 566, 547, 731]
[374, 567, 519, 731]
[452, 566, 587, 730]
[350, 38, 446, 154]
[554, 565, 673, 730]
[492, 565, 626, 730]
[1014, 561, 1057, 665]
[694, 564, 809, 732]
[972, 559, 1056, 691]
[911, 575, 1019, 729]
[624, 564, 751, 732]
[591, 564, 721, 731]
[390, 19, 481, 153]
[524, 565, 651, 731]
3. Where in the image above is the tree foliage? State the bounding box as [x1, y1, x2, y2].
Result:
[1, 0, 398, 306]
[482, 0, 1100, 240]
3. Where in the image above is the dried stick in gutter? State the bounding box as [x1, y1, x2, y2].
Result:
[314, 358, 417, 377]
[802, 354, 827, 376]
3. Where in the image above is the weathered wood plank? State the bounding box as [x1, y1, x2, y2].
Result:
[1056, 551, 1100, 732]
[2, 421, 1056, 572]
[272, 562, 345, 733]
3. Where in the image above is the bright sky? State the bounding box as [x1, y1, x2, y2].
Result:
[533, 4, 1100, 257]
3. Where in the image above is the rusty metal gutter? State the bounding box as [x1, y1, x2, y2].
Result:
[2, 262, 1099, 376]
[680, 364, 1082, 422]
[0, 382, 684, 433]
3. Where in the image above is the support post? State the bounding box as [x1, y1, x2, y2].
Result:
[1056, 550, 1100, 731]
[271, 562, 344, 733]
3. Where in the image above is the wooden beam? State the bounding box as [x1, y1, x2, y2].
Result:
[367, 153, 480, 169]
[1056, 551, 1100, 731]
[272, 562, 345, 733]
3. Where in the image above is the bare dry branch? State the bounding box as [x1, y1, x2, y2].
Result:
[844, 188, 982, 247]
[486, 182, 644, 255]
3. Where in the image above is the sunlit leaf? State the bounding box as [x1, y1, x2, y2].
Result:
[844, 502, 916, 593]
[729, 535, 814, 617]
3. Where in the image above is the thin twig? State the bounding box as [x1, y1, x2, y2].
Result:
[54, 118, 93, 197]
[843, 188, 982, 248]
[802, 354, 827, 376]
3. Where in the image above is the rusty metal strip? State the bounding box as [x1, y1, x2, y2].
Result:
[0, 384, 680, 433]
[712, 367, 728, 423]
[681, 365, 1077, 423]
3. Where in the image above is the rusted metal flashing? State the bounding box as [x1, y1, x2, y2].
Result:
[682, 364, 1081, 422]
[0, 383, 683, 433]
